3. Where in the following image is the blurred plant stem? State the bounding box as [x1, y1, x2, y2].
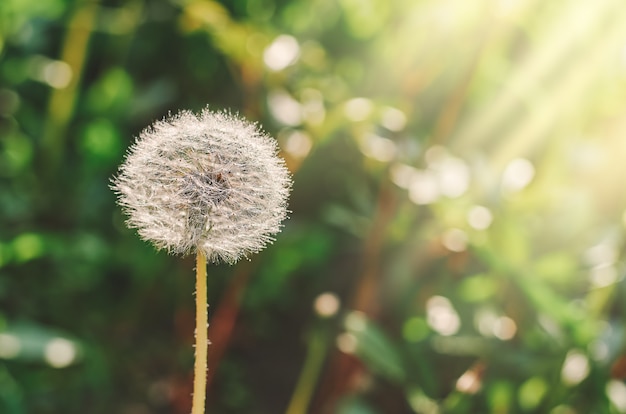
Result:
[313, 181, 398, 412]
[192, 251, 208, 414]
[285, 326, 330, 414]
[41, 0, 97, 174]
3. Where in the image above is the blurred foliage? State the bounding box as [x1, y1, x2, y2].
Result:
[3, 0, 626, 413]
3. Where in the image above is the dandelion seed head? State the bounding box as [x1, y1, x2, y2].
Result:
[112, 108, 292, 264]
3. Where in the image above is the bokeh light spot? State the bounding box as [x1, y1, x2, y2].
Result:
[493, 316, 517, 340]
[313, 292, 340, 317]
[436, 157, 470, 198]
[408, 170, 439, 205]
[344, 97, 373, 121]
[360, 134, 396, 162]
[336, 332, 358, 354]
[0, 333, 21, 359]
[263, 35, 300, 71]
[561, 350, 590, 386]
[501, 158, 535, 192]
[43, 60, 72, 89]
[584, 242, 617, 267]
[456, 367, 482, 394]
[283, 130, 312, 158]
[467, 205, 493, 230]
[380, 107, 407, 131]
[44, 337, 77, 368]
[590, 263, 620, 288]
[475, 308, 498, 337]
[424, 146, 447, 165]
[268, 89, 301, 126]
[423, 147, 470, 198]
[27, 55, 72, 88]
[389, 163, 416, 189]
[607, 380, 626, 412]
[345, 311, 367, 332]
[442, 228, 468, 252]
[426, 296, 460, 336]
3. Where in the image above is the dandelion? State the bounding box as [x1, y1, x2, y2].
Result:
[113, 108, 291, 263]
[112, 108, 291, 414]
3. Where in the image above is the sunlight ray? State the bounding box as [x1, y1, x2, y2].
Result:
[451, 0, 618, 154]
[489, 3, 626, 171]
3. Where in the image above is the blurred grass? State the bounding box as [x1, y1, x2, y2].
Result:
[3, 0, 626, 413]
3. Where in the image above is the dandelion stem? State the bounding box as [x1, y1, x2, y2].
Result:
[192, 251, 208, 414]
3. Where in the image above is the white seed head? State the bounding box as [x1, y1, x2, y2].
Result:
[112, 108, 292, 264]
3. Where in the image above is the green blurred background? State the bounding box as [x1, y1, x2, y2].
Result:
[3, 0, 626, 413]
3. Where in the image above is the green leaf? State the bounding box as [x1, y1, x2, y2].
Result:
[346, 312, 406, 383]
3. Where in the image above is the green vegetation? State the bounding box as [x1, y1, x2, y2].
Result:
[2, 0, 626, 413]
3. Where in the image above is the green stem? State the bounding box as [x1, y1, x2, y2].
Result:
[285, 327, 329, 414]
[192, 251, 208, 414]
[41, 0, 97, 173]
